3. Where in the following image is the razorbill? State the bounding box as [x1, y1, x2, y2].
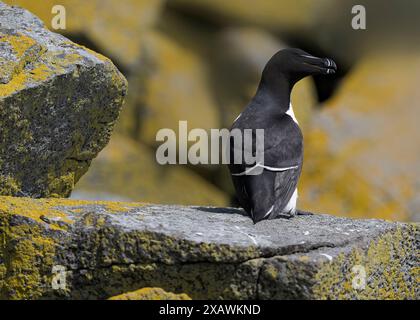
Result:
[228, 48, 337, 223]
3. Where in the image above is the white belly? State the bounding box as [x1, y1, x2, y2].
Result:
[283, 188, 298, 214]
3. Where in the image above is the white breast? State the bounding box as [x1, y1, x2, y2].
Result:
[286, 103, 299, 124]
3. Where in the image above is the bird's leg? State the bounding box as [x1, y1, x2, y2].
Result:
[274, 213, 294, 220]
[295, 209, 314, 216]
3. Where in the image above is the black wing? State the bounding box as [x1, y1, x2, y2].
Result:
[231, 169, 277, 222]
[272, 165, 302, 217]
[229, 113, 303, 171]
[229, 113, 303, 222]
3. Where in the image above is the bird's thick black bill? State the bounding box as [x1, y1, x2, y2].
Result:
[300, 54, 337, 75]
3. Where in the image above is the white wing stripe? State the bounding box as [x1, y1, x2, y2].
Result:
[263, 205, 274, 218]
[259, 164, 299, 172]
[231, 163, 298, 176]
[233, 113, 242, 122]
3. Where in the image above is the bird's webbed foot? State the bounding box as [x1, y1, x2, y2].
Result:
[273, 212, 294, 220]
[295, 209, 314, 216]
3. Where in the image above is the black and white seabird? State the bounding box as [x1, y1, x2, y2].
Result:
[228, 48, 337, 223]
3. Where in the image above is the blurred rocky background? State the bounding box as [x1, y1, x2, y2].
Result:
[5, 0, 419, 221]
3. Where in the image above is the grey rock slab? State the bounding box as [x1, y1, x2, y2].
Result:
[1, 198, 418, 299]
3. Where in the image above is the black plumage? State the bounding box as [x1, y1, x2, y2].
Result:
[228, 48, 337, 223]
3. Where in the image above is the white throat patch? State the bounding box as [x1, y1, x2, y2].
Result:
[286, 103, 299, 124]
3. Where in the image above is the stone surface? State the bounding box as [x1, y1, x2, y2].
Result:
[5, 0, 163, 69]
[0, 3, 127, 198]
[72, 135, 229, 206]
[300, 51, 420, 222]
[0, 196, 417, 300]
[108, 287, 191, 300]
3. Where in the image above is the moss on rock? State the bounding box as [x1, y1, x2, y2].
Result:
[313, 225, 419, 299]
[5, 0, 163, 69]
[108, 287, 191, 300]
[0, 3, 127, 198]
[0, 196, 417, 299]
[0, 222, 56, 300]
[258, 224, 418, 300]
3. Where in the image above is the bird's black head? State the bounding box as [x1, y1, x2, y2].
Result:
[263, 48, 337, 84]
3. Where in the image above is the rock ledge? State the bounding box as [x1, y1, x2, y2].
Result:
[0, 196, 417, 300]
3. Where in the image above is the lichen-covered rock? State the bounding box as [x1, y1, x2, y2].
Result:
[0, 3, 127, 198]
[119, 31, 220, 147]
[299, 51, 420, 222]
[0, 196, 417, 299]
[108, 287, 191, 300]
[72, 135, 229, 206]
[4, 0, 163, 69]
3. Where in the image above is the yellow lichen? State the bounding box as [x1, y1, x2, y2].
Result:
[0, 70, 27, 97]
[1, 33, 38, 57]
[313, 226, 418, 299]
[0, 196, 146, 228]
[4, 0, 163, 67]
[0, 226, 56, 300]
[0, 175, 20, 195]
[0, 33, 47, 96]
[0, 196, 147, 299]
[0, 22, 127, 199]
[0, 32, 99, 98]
[0, 211, 56, 300]
[48, 172, 76, 199]
[108, 287, 191, 300]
